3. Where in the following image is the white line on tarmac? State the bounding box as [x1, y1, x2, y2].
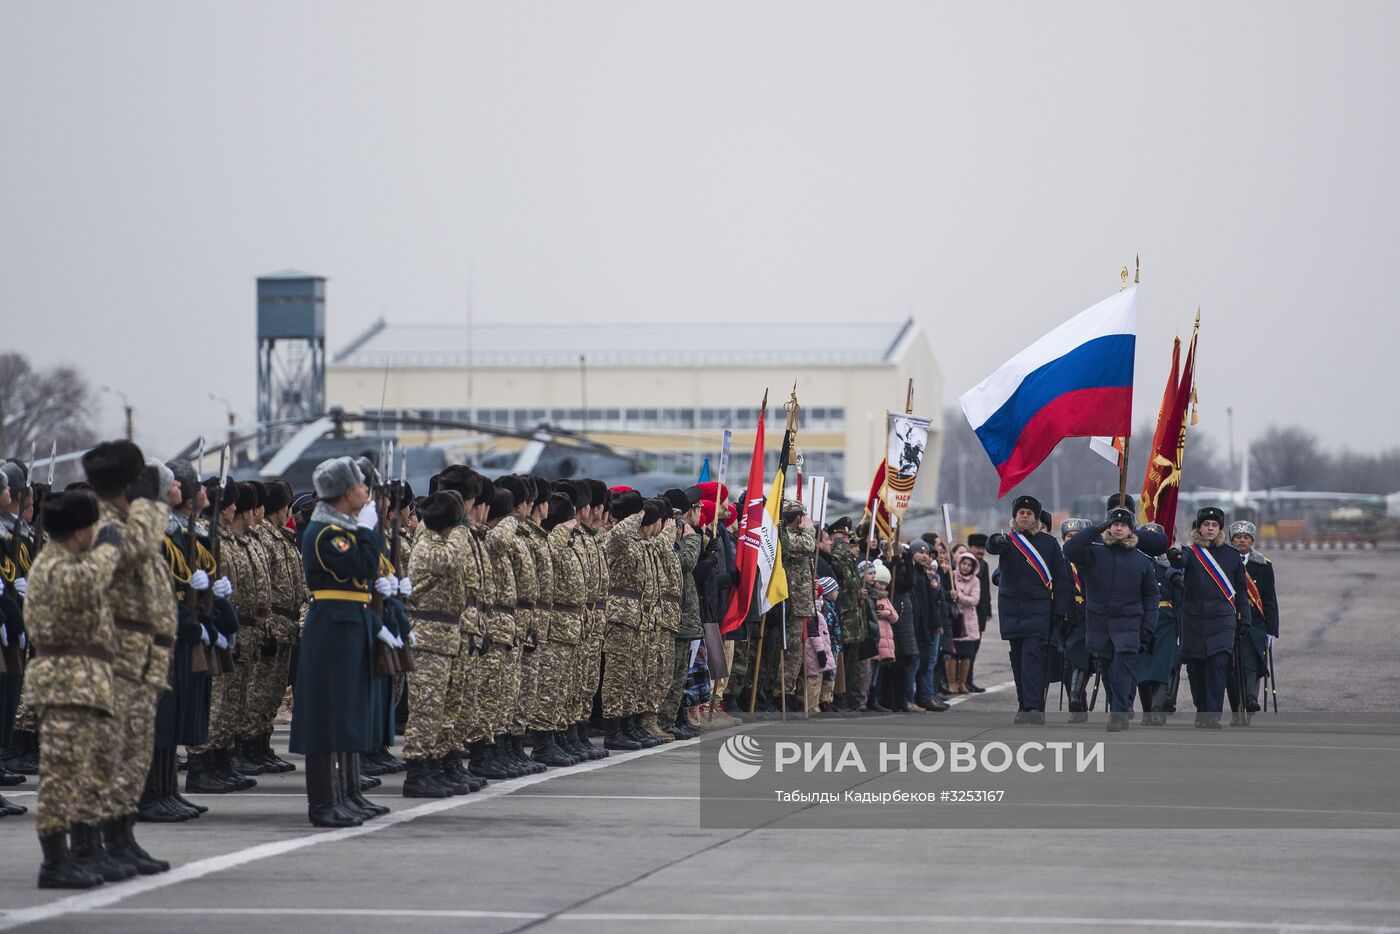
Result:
[79, 907, 1400, 932]
[0, 734, 716, 934]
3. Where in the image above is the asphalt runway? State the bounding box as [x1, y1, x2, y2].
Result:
[2, 550, 1397, 933]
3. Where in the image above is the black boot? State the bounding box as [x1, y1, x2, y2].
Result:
[138, 749, 184, 822]
[215, 748, 256, 790]
[604, 717, 642, 750]
[0, 792, 26, 816]
[964, 657, 986, 693]
[572, 723, 607, 759]
[443, 750, 485, 792]
[428, 757, 473, 794]
[38, 830, 103, 889]
[504, 735, 538, 774]
[184, 751, 225, 794]
[69, 821, 135, 881]
[403, 759, 452, 798]
[0, 763, 25, 785]
[673, 710, 699, 740]
[626, 715, 660, 748]
[167, 748, 207, 815]
[1067, 668, 1090, 723]
[262, 732, 296, 773]
[103, 814, 169, 875]
[230, 738, 265, 776]
[305, 753, 360, 828]
[519, 735, 547, 774]
[2, 729, 40, 775]
[341, 753, 389, 818]
[468, 740, 512, 780]
[528, 731, 568, 767]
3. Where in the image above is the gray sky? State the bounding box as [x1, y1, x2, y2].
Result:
[3, 1, 1397, 458]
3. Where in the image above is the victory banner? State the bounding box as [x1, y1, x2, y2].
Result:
[884, 412, 931, 520]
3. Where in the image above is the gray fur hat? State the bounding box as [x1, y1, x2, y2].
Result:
[1229, 520, 1258, 541]
[1060, 517, 1092, 537]
[313, 456, 364, 500]
[166, 459, 199, 505]
[145, 458, 175, 500]
[0, 461, 26, 496]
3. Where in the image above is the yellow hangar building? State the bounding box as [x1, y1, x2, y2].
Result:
[325, 319, 943, 507]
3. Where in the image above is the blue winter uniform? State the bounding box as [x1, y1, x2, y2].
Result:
[1170, 539, 1252, 719]
[1227, 552, 1276, 714]
[987, 529, 1072, 713]
[1062, 528, 1159, 714]
[1136, 561, 1183, 712]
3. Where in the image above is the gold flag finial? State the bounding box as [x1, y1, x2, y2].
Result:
[1135, 254, 1140, 284]
[784, 383, 800, 430]
[1121, 266, 1129, 290]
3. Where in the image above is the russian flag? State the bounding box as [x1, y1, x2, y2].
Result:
[960, 285, 1138, 497]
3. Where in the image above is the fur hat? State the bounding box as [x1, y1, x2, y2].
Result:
[1195, 506, 1226, 528]
[1107, 493, 1136, 513]
[494, 475, 528, 512]
[1011, 494, 1043, 519]
[584, 478, 609, 509]
[529, 475, 551, 506]
[662, 488, 691, 515]
[144, 458, 175, 501]
[205, 476, 238, 510]
[610, 489, 644, 522]
[1106, 507, 1135, 526]
[641, 498, 667, 526]
[1060, 517, 1092, 537]
[1139, 521, 1165, 535]
[0, 460, 26, 498]
[263, 480, 293, 513]
[967, 532, 988, 547]
[355, 455, 380, 490]
[542, 493, 576, 531]
[473, 475, 495, 507]
[82, 440, 145, 497]
[551, 479, 581, 509]
[1229, 520, 1258, 541]
[234, 481, 259, 514]
[487, 488, 514, 521]
[312, 456, 364, 500]
[166, 459, 198, 506]
[420, 490, 465, 532]
[41, 488, 100, 540]
[437, 465, 480, 502]
[1039, 510, 1053, 531]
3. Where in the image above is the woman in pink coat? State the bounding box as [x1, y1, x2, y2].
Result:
[873, 562, 897, 663]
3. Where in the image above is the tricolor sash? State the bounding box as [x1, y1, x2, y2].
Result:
[1190, 545, 1236, 606]
[1010, 532, 1052, 589]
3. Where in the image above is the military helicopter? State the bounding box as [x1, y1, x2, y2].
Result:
[171, 406, 707, 497]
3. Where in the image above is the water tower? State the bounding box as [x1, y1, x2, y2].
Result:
[256, 271, 326, 448]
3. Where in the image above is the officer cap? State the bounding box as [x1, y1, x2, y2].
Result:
[826, 516, 853, 536]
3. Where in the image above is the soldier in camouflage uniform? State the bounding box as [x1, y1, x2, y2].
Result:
[778, 500, 818, 704]
[26, 490, 127, 888]
[824, 517, 869, 712]
[519, 478, 568, 768]
[663, 487, 708, 738]
[600, 493, 648, 749]
[646, 508, 681, 742]
[225, 483, 272, 780]
[492, 475, 544, 775]
[478, 485, 524, 777]
[545, 487, 602, 762]
[402, 491, 471, 796]
[248, 480, 303, 773]
[84, 443, 175, 881]
[573, 480, 610, 754]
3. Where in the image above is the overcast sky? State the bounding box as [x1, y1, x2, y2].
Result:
[3, 1, 1396, 460]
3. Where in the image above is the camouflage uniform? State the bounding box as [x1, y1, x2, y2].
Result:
[25, 534, 123, 834]
[250, 521, 304, 736]
[507, 518, 540, 737]
[453, 524, 491, 745]
[601, 512, 646, 718]
[651, 525, 682, 717]
[404, 527, 465, 759]
[575, 524, 608, 723]
[663, 529, 704, 723]
[480, 518, 520, 737]
[96, 498, 171, 819]
[523, 519, 563, 734]
[545, 524, 586, 731]
[191, 525, 251, 757]
[777, 523, 817, 696]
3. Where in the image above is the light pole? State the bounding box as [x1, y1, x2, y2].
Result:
[209, 393, 236, 450]
[102, 385, 133, 440]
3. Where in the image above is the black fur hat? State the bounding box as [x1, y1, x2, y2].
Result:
[1107, 493, 1136, 512]
[205, 476, 238, 510]
[263, 480, 293, 514]
[967, 532, 988, 547]
[1039, 510, 1053, 531]
[1196, 506, 1226, 528]
[474, 475, 495, 507]
[234, 481, 259, 514]
[81, 440, 145, 497]
[584, 478, 609, 509]
[42, 489, 100, 540]
[1011, 494, 1043, 519]
[551, 479, 582, 509]
[436, 465, 481, 503]
[642, 498, 667, 526]
[541, 493, 576, 531]
[420, 490, 465, 532]
[495, 475, 528, 511]
[610, 489, 644, 522]
[662, 488, 691, 515]
[529, 475, 551, 506]
[488, 488, 515, 521]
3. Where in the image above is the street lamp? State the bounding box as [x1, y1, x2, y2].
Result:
[209, 393, 237, 449]
[101, 385, 133, 440]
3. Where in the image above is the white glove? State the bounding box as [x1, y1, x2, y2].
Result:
[190, 569, 210, 591]
[1267, 634, 1277, 650]
[408, 630, 418, 647]
[376, 627, 398, 647]
[200, 626, 212, 646]
[14, 577, 26, 598]
[397, 577, 413, 597]
[375, 576, 397, 598]
[0, 625, 7, 648]
[215, 633, 229, 650]
[0, 577, 5, 596]
[212, 576, 233, 599]
[20, 632, 27, 651]
[357, 500, 379, 531]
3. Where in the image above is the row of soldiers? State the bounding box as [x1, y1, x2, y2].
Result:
[986, 492, 1281, 729]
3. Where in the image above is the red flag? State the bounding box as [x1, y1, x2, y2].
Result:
[862, 459, 894, 544]
[1140, 322, 1197, 542]
[721, 399, 767, 634]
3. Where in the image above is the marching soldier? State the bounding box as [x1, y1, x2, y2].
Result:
[1228, 520, 1278, 724]
[1170, 506, 1253, 729]
[26, 489, 129, 888]
[986, 494, 1072, 724]
[289, 456, 386, 827]
[1136, 521, 1183, 726]
[1056, 518, 1094, 723]
[1063, 506, 1160, 731]
[83, 442, 174, 879]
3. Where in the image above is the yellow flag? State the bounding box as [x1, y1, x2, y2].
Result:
[763, 469, 789, 606]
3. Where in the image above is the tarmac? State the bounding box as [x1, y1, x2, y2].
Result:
[1, 550, 1398, 934]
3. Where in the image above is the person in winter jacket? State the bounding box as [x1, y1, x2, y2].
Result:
[803, 577, 838, 711]
[986, 495, 1072, 724]
[1062, 507, 1160, 731]
[950, 552, 981, 695]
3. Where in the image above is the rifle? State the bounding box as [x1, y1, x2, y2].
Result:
[184, 439, 211, 674]
[368, 451, 399, 677]
[390, 444, 414, 672]
[207, 446, 235, 674]
[1, 483, 27, 674]
[1268, 644, 1278, 712]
